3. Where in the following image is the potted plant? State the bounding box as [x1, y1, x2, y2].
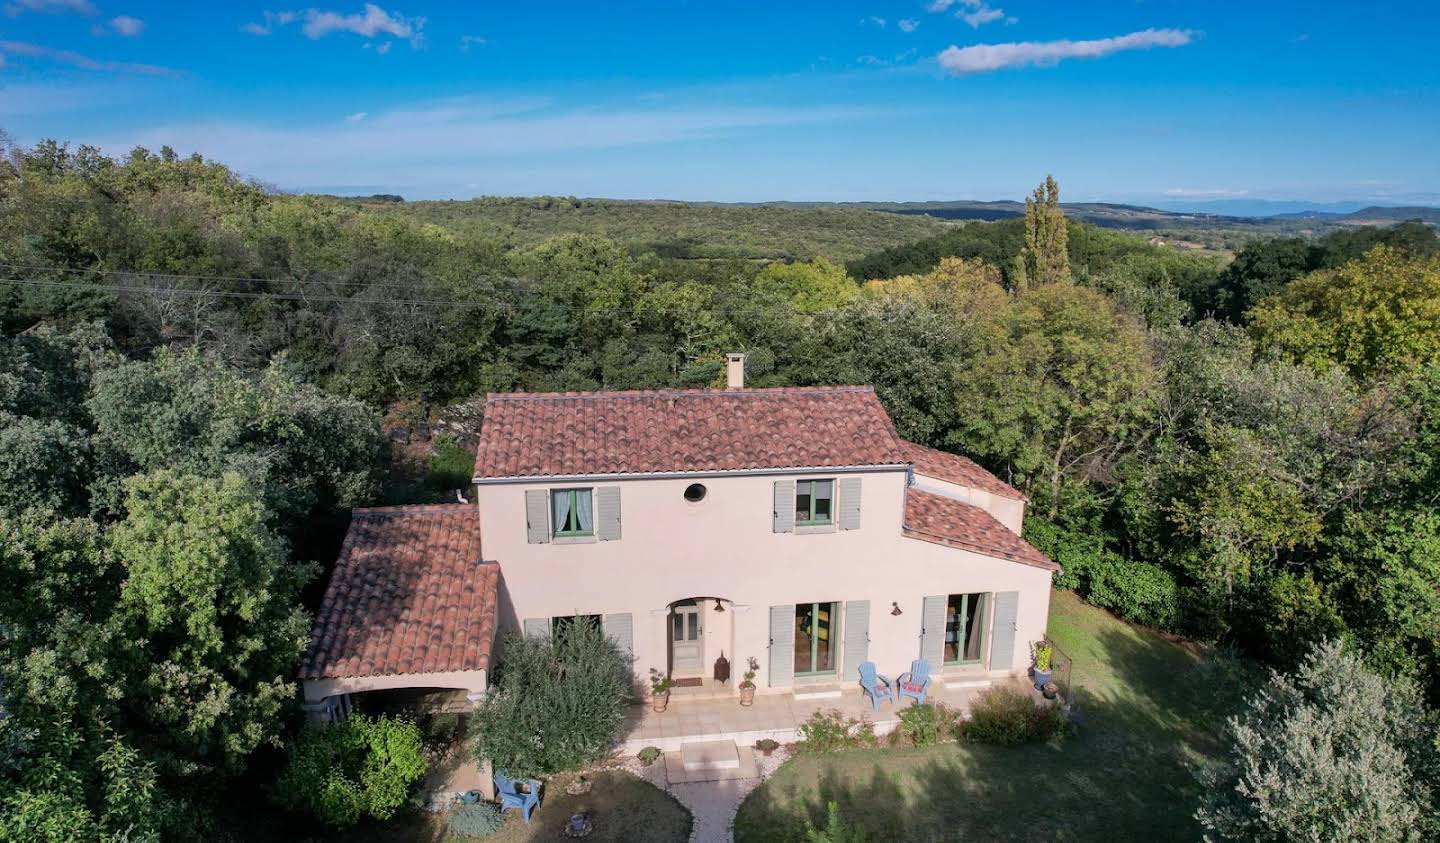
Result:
[1032, 641, 1054, 690]
[649, 668, 673, 713]
[738, 656, 758, 706]
[754, 738, 779, 757]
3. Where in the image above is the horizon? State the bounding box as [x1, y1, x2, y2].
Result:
[2, 2, 1438, 206]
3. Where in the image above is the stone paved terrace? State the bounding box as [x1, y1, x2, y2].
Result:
[620, 675, 1043, 753]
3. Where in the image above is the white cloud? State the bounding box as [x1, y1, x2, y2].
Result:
[1164, 187, 1249, 198]
[857, 54, 885, 66]
[898, 18, 918, 33]
[3, 0, 94, 17]
[459, 34, 485, 51]
[926, 0, 956, 11]
[938, 28, 1195, 74]
[0, 39, 177, 74]
[109, 15, 144, 36]
[961, 6, 1004, 27]
[345, 111, 367, 122]
[862, 15, 885, 27]
[242, 5, 423, 46]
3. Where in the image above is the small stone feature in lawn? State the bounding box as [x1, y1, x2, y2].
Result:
[564, 811, 594, 838]
[566, 774, 594, 795]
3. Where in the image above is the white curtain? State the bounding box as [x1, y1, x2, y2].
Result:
[551, 490, 571, 532]
[575, 489, 593, 532]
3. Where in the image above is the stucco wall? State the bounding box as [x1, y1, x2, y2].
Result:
[477, 469, 1052, 693]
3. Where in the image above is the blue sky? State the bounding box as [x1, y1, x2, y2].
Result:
[1, 1, 1437, 204]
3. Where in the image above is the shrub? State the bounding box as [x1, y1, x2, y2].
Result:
[1196, 640, 1440, 842]
[961, 687, 1066, 746]
[470, 619, 630, 777]
[797, 710, 875, 753]
[275, 715, 428, 828]
[1081, 553, 1181, 630]
[896, 703, 950, 748]
[637, 746, 662, 766]
[448, 803, 505, 839]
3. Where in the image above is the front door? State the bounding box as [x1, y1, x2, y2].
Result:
[670, 601, 704, 677]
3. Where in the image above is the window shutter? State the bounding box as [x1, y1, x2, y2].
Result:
[524, 490, 550, 544]
[920, 595, 946, 665]
[596, 486, 622, 540]
[768, 605, 795, 687]
[838, 477, 862, 530]
[522, 617, 550, 639]
[772, 479, 796, 533]
[989, 591, 1020, 671]
[843, 600, 870, 678]
[602, 613, 633, 659]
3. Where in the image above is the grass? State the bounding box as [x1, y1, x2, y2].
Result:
[329, 771, 692, 843]
[732, 589, 1258, 842]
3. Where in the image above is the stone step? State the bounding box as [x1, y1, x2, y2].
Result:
[944, 678, 994, 690]
[680, 739, 740, 772]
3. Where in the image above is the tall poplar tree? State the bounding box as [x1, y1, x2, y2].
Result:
[1022, 174, 1071, 286]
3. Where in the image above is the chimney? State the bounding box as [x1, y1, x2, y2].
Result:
[725, 352, 746, 389]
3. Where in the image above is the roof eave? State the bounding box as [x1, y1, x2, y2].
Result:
[471, 462, 912, 486]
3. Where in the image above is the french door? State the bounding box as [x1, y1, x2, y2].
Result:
[794, 601, 838, 676]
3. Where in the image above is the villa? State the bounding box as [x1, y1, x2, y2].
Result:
[299, 353, 1058, 766]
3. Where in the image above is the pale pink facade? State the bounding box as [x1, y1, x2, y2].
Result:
[477, 462, 1054, 694]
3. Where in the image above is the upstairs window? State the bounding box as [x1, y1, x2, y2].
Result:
[795, 479, 834, 526]
[551, 488, 594, 537]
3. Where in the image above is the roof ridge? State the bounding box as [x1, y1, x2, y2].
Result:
[354, 504, 475, 516]
[484, 385, 876, 402]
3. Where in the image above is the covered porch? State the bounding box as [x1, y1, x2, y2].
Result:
[620, 675, 1042, 753]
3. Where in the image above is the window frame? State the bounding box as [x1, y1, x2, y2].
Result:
[943, 592, 988, 667]
[794, 479, 836, 527]
[550, 487, 595, 538]
[551, 613, 602, 639]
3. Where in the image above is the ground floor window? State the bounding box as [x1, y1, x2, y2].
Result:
[794, 601, 838, 676]
[551, 614, 601, 639]
[944, 593, 988, 665]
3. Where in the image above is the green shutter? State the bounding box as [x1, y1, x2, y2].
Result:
[838, 477, 862, 530]
[524, 490, 550, 544]
[602, 613, 633, 660]
[843, 600, 870, 677]
[773, 480, 796, 533]
[596, 487, 622, 540]
[920, 595, 945, 665]
[990, 591, 1020, 671]
[522, 617, 550, 639]
[768, 605, 795, 687]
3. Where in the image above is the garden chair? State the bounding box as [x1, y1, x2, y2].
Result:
[897, 659, 933, 706]
[494, 771, 542, 823]
[857, 661, 894, 711]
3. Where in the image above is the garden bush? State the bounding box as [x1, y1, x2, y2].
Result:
[470, 619, 630, 777]
[448, 802, 505, 839]
[797, 710, 876, 753]
[1083, 554, 1181, 629]
[275, 715, 428, 828]
[961, 687, 1066, 746]
[637, 746, 662, 766]
[895, 703, 951, 747]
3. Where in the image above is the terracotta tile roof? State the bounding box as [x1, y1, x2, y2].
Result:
[903, 488, 1058, 571]
[899, 440, 1026, 501]
[475, 386, 909, 479]
[302, 504, 498, 681]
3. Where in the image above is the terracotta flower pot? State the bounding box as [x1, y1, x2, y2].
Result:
[652, 691, 670, 713]
[739, 685, 755, 706]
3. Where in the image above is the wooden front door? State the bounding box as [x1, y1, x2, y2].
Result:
[670, 602, 704, 677]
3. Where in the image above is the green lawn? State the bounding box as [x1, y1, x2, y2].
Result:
[733, 590, 1255, 842]
[322, 771, 691, 843]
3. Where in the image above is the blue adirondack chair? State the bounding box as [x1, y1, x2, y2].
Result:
[494, 771, 541, 823]
[857, 661, 894, 711]
[897, 659, 933, 706]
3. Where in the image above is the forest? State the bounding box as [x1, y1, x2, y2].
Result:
[2, 141, 1440, 839]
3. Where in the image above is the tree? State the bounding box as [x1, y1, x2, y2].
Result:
[1196, 640, 1440, 842]
[275, 715, 427, 828]
[470, 620, 630, 778]
[756, 258, 858, 313]
[1249, 246, 1440, 382]
[109, 470, 312, 775]
[1208, 237, 1318, 323]
[1020, 175, 1070, 287]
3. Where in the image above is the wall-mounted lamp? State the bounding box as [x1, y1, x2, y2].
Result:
[891, 601, 903, 616]
[714, 598, 725, 613]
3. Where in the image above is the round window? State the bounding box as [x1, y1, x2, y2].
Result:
[684, 483, 707, 503]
